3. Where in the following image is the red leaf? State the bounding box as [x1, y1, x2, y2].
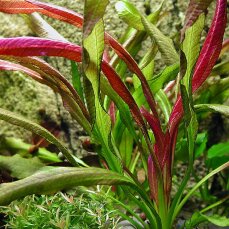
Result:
[108, 101, 116, 126]
[27, 0, 160, 125]
[140, 107, 164, 154]
[169, 0, 227, 135]
[105, 34, 160, 122]
[0, 37, 82, 62]
[148, 155, 158, 202]
[0, 0, 83, 27]
[0, 0, 41, 14]
[0, 55, 90, 121]
[0, 59, 44, 83]
[181, 0, 213, 40]
[192, 0, 227, 92]
[0, 0, 161, 130]
[101, 60, 148, 135]
[0, 37, 148, 142]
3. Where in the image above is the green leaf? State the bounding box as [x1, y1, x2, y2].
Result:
[182, 14, 205, 90]
[0, 108, 80, 167]
[83, 1, 122, 172]
[0, 167, 134, 206]
[195, 104, 229, 117]
[100, 76, 138, 143]
[195, 132, 208, 158]
[0, 137, 61, 162]
[133, 47, 157, 89]
[119, 129, 134, 167]
[141, 16, 179, 65]
[0, 155, 45, 179]
[134, 63, 179, 107]
[211, 61, 229, 76]
[186, 212, 229, 228]
[206, 142, 229, 169]
[201, 214, 229, 227]
[182, 0, 213, 36]
[71, 61, 84, 101]
[22, 13, 66, 41]
[115, 0, 163, 31]
[83, 0, 109, 36]
[155, 89, 172, 123]
[208, 142, 229, 159]
[115, 0, 144, 30]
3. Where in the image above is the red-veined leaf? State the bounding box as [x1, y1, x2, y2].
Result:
[169, 0, 227, 135]
[105, 34, 160, 121]
[29, 0, 160, 125]
[192, 0, 227, 91]
[0, 56, 92, 132]
[0, 37, 82, 62]
[0, 0, 83, 27]
[0, 36, 161, 170]
[0, 59, 43, 83]
[140, 107, 164, 156]
[0, 37, 144, 129]
[0, 0, 161, 129]
[181, 0, 213, 39]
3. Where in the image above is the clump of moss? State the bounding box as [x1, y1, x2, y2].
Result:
[1, 189, 119, 229]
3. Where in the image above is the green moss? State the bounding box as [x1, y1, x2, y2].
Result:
[1, 190, 119, 228]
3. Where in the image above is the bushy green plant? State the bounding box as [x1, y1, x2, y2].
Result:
[0, 0, 228, 228]
[1, 189, 119, 229]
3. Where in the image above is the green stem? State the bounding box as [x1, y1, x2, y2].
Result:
[200, 196, 229, 214]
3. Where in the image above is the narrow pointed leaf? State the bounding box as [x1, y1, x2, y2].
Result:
[82, 0, 122, 172]
[0, 155, 45, 179]
[0, 167, 134, 206]
[195, 104, 229, 116]
[71, 61, 84, 101]
[105, 33, 160, 121]
[192, 0, 227, 92]
[0, 56, 91, 132]
[0, 108, 78, 166]
[141, 107, 164, 152]
[22, 12, 67, 41]
[0, 37, 143, 143]
[0, 0, 160, 119]
[133, 63, 179, 107]
[101, 62, 148, 137]
[173, 161, 229, 221]
[141, 16, 179, 66]
[115, 0, 144, 30]
[119, 129, 134, 167]
[182, 14, 205, 90]
[0, 37, 82, 62]
[83, 0, 109, 36]
[182, 0, 213, 38]
[26, 0, 83, 27]
[0, 59, 43, 82]
[169, 0, 227, 134]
